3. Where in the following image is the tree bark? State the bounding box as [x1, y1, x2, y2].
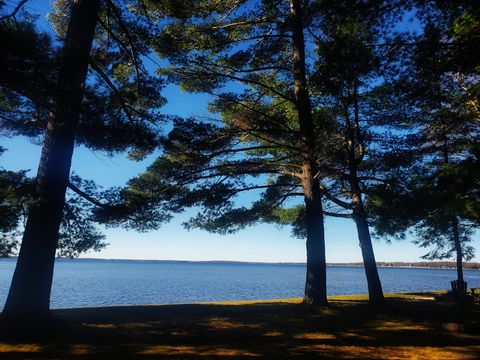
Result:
[2, 0, 100, 319]
[441, 129, 465, 306]
[346, 77, 384, 305]
[290, 0, 327, 306]
[352, 193, 385, 305]
[452, 216, 465, 305]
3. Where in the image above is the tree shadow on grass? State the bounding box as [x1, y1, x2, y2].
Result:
[0, 298, 479, 359]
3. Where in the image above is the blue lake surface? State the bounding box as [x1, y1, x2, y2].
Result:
[0, 258, 479, 309]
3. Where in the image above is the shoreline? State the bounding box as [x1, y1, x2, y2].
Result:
[4, 291, 447, 313]
[2, 257, 479, 269]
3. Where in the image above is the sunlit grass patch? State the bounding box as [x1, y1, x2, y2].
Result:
[293, 332, 336, 340]
[202, 316, 263, 330]
[202, 297, 302, 305]
[137, 345, 260, 357]
[0, 343, 41, 353]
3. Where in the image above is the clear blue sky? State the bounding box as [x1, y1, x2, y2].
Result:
[1, 0, 478, 263]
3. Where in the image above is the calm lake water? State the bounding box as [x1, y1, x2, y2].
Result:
[0, 259, 479, 309]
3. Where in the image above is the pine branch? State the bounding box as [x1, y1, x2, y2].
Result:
[199, 34, 289, 51]
[106, 0, 141, 92]
[208, 145, 296, 158]
[230, 183, 301, 194]
[89, 57, 134, 124]
[189, 160, 303, 178]
[64, 203, 90, 243]
[0, 0, 29, 21]
[188, 60, 295, 104]
[212, 91, 298, 135]
[211, 17, 272, 30]
[225, 121, 299, 151]
[96, 16, 131, 56]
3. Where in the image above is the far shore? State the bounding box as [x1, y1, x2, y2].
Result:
[2, 257, 479, 270]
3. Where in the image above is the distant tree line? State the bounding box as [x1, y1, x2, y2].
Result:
[0, 0, 478, 328]
[332, 262, 480, 270]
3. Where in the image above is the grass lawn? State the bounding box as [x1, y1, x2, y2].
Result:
[0, 292, 479, 359]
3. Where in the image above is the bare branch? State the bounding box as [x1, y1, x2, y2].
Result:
[324, 211, 352, 219]
[319, 184, 354, 209]
[67, 181, 109, 209]
[357, 176, 389, 183]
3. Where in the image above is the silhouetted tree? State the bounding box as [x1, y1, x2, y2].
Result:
[308, 0, 393, 305]
[1, 0, 102, 321]
[113, 0, 329, 305]
[0, 0, 164, 321]
[368, 3, 480, 304]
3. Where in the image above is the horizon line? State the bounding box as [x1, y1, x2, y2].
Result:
[3, 257, 478, 265]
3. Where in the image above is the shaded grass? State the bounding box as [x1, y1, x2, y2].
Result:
[0, 292, 479, 359]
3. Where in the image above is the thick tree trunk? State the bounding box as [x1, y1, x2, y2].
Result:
[290, 0, 327, 306]
[2, 0, 100, 320]
[302, 169, 327, 305]
[352, 193, 385, 305]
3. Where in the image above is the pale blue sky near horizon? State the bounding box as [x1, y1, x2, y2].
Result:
[1, 0, 478, 263]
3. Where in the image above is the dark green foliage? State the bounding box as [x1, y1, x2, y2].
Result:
[416, 0, 480, 73]
[0, 146, 107, 258]
[0, 18, 55, 139]
[0, 1, 167, 259]
[58, 175, 107, 258]
[372, 167, 476, 260]
[0, 147, 32, 256]
[99, 115, 304, 236]
[310, 0, 386, 213]
[367, 1, 480, 262]
[0, 1, 165, 156]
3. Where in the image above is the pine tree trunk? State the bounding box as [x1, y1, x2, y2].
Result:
[346, 76, 384, 305]
[452, 216, 465, 305]
[303, 169, 327, 305]
[289, 0, 327, 306]
[441, 133, 464, 306]
[2, 0, 100, 320]
[352, 193, 385, 305]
